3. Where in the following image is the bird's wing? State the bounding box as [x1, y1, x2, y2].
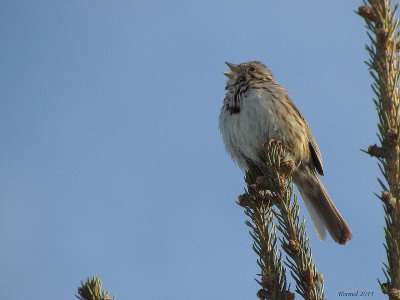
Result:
[305, 123, 324, 176]
[287, 98, 324, 176]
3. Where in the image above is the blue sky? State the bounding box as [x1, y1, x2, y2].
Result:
[0, 1, 385, 299]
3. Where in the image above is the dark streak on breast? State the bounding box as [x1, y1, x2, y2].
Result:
[227, 105, 240, 114]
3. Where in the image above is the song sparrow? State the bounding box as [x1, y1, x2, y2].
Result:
[219, 61, 352, 245]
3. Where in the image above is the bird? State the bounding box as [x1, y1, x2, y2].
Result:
[219, 61, 352, 245]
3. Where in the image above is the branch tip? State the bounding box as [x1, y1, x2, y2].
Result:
[257, 289, 270, 300]
[367, 144, 384, 157]
[381, 191, 397, 208]
[237, 194, 251, 207]
[381, 282, 390, 294]
[316, 272, 324, 285]
[382, 190, 392, 201]
[358, 5, 377, 22]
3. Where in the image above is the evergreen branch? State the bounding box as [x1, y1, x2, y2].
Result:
[358, 1, 400, 298]
[239, 182, 293, 300]
[275, 193, 324, 300]
[76, 276, 115, 300]
[242, 140, 323, 300]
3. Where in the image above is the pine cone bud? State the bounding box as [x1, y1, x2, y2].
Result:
[367, 144, 383, 157]
[358, 5, 377, 22]
[257, 289, 270, 300]
[289, 239, 300, 256]
[237, 194, 251, 207]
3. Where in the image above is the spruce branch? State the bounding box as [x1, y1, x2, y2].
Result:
[358, 0, 400, 298]
[242, 140, 324, 300]
[275, 189, 324, 300]
[76, 276, 115, 300]
[238, 186, 292, 300]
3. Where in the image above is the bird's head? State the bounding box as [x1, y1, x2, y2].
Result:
[224, 61, 275, 88]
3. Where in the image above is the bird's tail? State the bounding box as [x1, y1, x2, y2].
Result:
[295, 173, 352, 245]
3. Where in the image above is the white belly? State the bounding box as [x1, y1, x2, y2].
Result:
[219, 89, 308, 170]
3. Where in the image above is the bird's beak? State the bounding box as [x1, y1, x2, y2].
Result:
[223, 71, 234, 78]
[225, 62, 240, 73]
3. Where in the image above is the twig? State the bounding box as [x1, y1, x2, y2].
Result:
[358, 1, 400, 298]
[242, 141, 324, 300]
[76, 276, 115, 300]
[239, 184, 292, 300]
